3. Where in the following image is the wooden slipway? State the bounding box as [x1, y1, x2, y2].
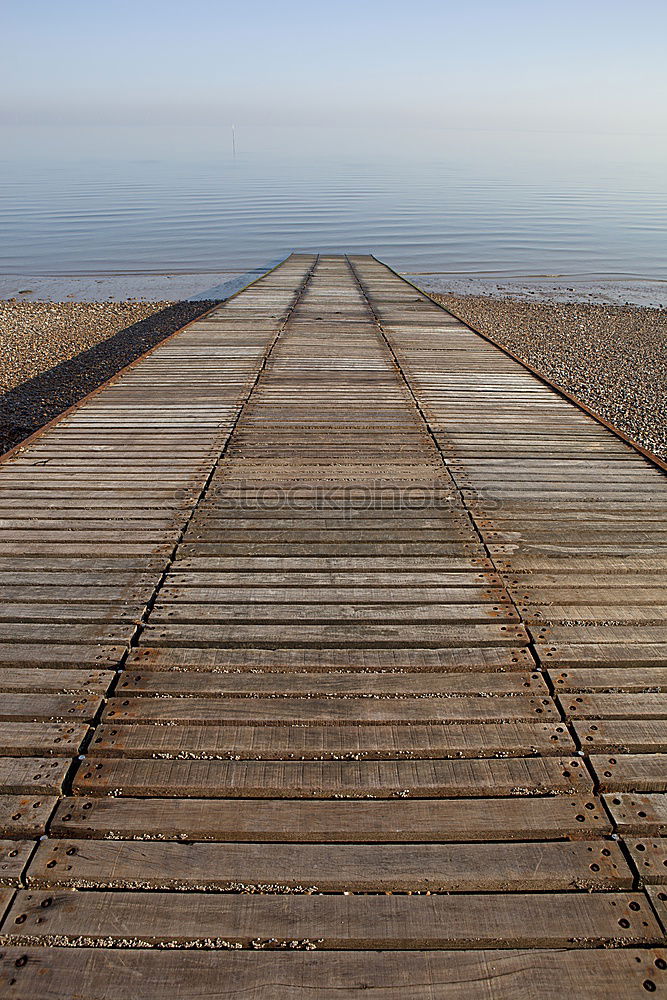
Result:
[0, 253, 665, 997]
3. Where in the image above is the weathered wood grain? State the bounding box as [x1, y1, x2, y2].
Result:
[560, 693, 667, 719]
[115, 669, 545, 698]
[0, 758, 70, 795]
[536, 643, 667, 668]
[0, 795, 57, 837]
[102, 694, 555, 725]
[623, 837, 667, 884]
[0, 695, 98, 722]
[141, 621, 529, 648]
[574, 720, 667, 753]
[25, 838, 631, 891]
[88, 720, 574, 759]
[552, 667, 667, 692]
[3, 889, 660, 949]
[0, 668, 112, 694]
[0, 723, 87, 756]
[127, 644, 531, 672]
[590, 754, 667, 792]
[646, 886, 667, 932]
[0, 643, 125, 667]
[72, 755, 590, 798]
[50, 793, 609, 841]
[0, 840, 37, 886]
[603, 793, 667, 834]
[1, 947, 665, 1000]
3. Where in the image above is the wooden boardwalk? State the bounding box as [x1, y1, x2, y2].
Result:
[0, 253, 665, 996]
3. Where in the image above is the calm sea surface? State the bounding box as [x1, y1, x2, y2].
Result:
[1, 125, 666, 280]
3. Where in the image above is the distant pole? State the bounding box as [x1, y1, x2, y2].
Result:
[232, 125, 236, 157]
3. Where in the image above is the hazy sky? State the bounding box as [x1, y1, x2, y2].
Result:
[4, 0, 666, 134]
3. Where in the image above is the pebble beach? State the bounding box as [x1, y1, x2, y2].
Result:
[0, 294, 665, 462]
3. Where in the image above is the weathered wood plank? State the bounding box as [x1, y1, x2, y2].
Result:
[101, 694, 556, 725]
[526, 606, 667, 625]
[560, 693, 667, 719]
[127, 645, 531, 672]
[0, 585, 153, 603]
[3, 889, 659, 949]
[50, 794, 610, 842]
[0, 668, 112, 694]
[590, 754, 667, 792]
[0, 758, 70, 795]
[168, 570, 501, 587]
[646, 886, 667, 932]
[187, 529, 476, 543]
[0, 795, 57, 837]
[0, 543, 171, 558]
[175, 556, 495, 572]
[552, 668, 667, 693]
[141, 622, 528, 648]
[0, 604, 137, 624]
[159, 584, 507, 604]
[623, 837, 667, 884]
[115, 669, 546, 698]
[0, 644, 124, 667]
[88, 720, 573, 759]
[537, 644, 667, 670]
[603, 793, 667, 834]
[0, 624, 132, 645]
[0, 570, 158, 587]
[574, 720, 667, 753]
[0, 841, 37, 885]
[0, 695, 98, 722]
[26, 838, 631, 891]
[533, 625, 667, 644]
[0, 722, 87, 756]
[152, 610, 512, 632]
[72, 756, 591, 798]
[177, 543, 486, 558]
[513, 587, 666, 606]
[1, 947, 664, 1000]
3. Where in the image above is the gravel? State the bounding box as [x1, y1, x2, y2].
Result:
[0, 300, 217, 454]
[431, 294, 667, 462]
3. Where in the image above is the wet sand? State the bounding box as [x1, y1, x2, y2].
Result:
[409, 274, 667, 309]
[0, 269, 272, 303]
[4, 270, 666, 308]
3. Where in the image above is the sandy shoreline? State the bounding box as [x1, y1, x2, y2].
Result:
[410, 274, 667, 309]
[1, 295, 665, 462]
[2, 270, 666, 308]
